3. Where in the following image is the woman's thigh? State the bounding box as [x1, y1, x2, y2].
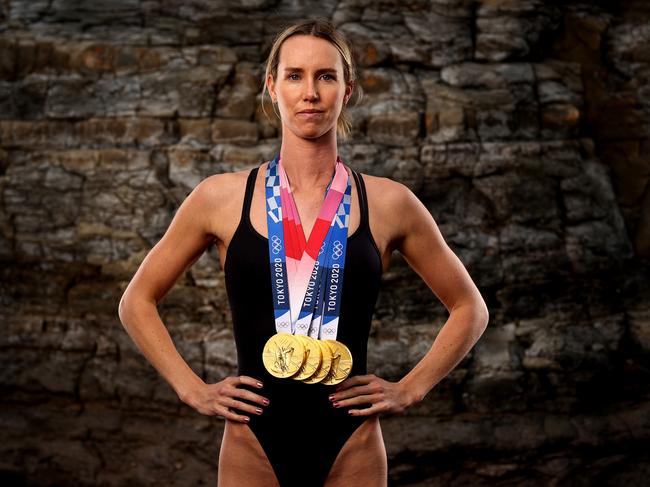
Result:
[217, 420, 280, 487]
[325, 415, 388, 487]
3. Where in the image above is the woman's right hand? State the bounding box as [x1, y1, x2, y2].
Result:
[181, 375, 270, 423]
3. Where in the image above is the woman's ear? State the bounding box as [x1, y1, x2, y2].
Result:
[267, 74, 277, 103]
[345, 83, 354, 105]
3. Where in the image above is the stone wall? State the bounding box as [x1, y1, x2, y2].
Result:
[1, 1, 649, 486]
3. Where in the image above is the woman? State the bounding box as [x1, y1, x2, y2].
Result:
[118, 18, 489, 487]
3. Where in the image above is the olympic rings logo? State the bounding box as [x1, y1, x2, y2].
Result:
[319, 241, 326, 255]
[332, 240, 343, 259]
[271, 235, 282, 254]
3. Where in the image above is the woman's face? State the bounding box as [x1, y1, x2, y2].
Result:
[267, 35, 352, 140]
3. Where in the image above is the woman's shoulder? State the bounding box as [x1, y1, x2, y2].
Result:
[202, 166, 256, 186]
[185, 166, 260, 241]
[194, 166, 258, 202]
[356, 172, 415, 209]
[355, 171, 430, 242]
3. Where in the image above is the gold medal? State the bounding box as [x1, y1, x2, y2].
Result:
[292, 334, 322, 381]
[302, 339, 333, 384]
[321, 340, 353, 385]
[262, 332, 306, 378]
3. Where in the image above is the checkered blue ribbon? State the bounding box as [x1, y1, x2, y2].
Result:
[265, 155, 351, 339]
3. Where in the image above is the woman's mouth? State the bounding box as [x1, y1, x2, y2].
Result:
[298, 110, 324, 118]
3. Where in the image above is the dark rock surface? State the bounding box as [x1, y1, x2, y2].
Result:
[1, 0, 649, 485]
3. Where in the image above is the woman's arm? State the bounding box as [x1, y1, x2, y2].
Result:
[330, 178, 489, 415]
[118, 173, 268, 421]
[389, 182, 489, 403]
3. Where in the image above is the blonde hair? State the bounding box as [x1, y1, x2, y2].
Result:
[261, 18, 362, 140]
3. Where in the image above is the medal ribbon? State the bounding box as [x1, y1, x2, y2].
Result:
[307, 181, 351, 339]
[265, 154, 350, 337]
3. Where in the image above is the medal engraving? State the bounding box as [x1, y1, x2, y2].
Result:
[303, 339, 333, 384]
[262, 333, 306, 378]
[293, 335, 323, 381]
[321, 340, 352, 385]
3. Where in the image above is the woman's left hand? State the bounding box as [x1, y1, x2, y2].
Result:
[328, 374, 420, 416]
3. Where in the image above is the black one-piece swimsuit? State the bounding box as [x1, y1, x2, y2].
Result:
[223, 164, 383, 487]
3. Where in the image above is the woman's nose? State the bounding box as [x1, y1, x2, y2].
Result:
[303, 79, 319, 100]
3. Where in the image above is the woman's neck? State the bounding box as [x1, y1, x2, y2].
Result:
[278, 132, 339, 194]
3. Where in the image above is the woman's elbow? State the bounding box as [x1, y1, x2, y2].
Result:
[118, 288, 139, 326]
[118, 291, 130, 323]
[476, 299, 490, 330]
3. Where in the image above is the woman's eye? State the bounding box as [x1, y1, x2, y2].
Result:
[287, 73, 336, 81]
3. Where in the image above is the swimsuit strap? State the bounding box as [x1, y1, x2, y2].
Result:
[241, 166, 260, 227]
[351, 169, 370, 233]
